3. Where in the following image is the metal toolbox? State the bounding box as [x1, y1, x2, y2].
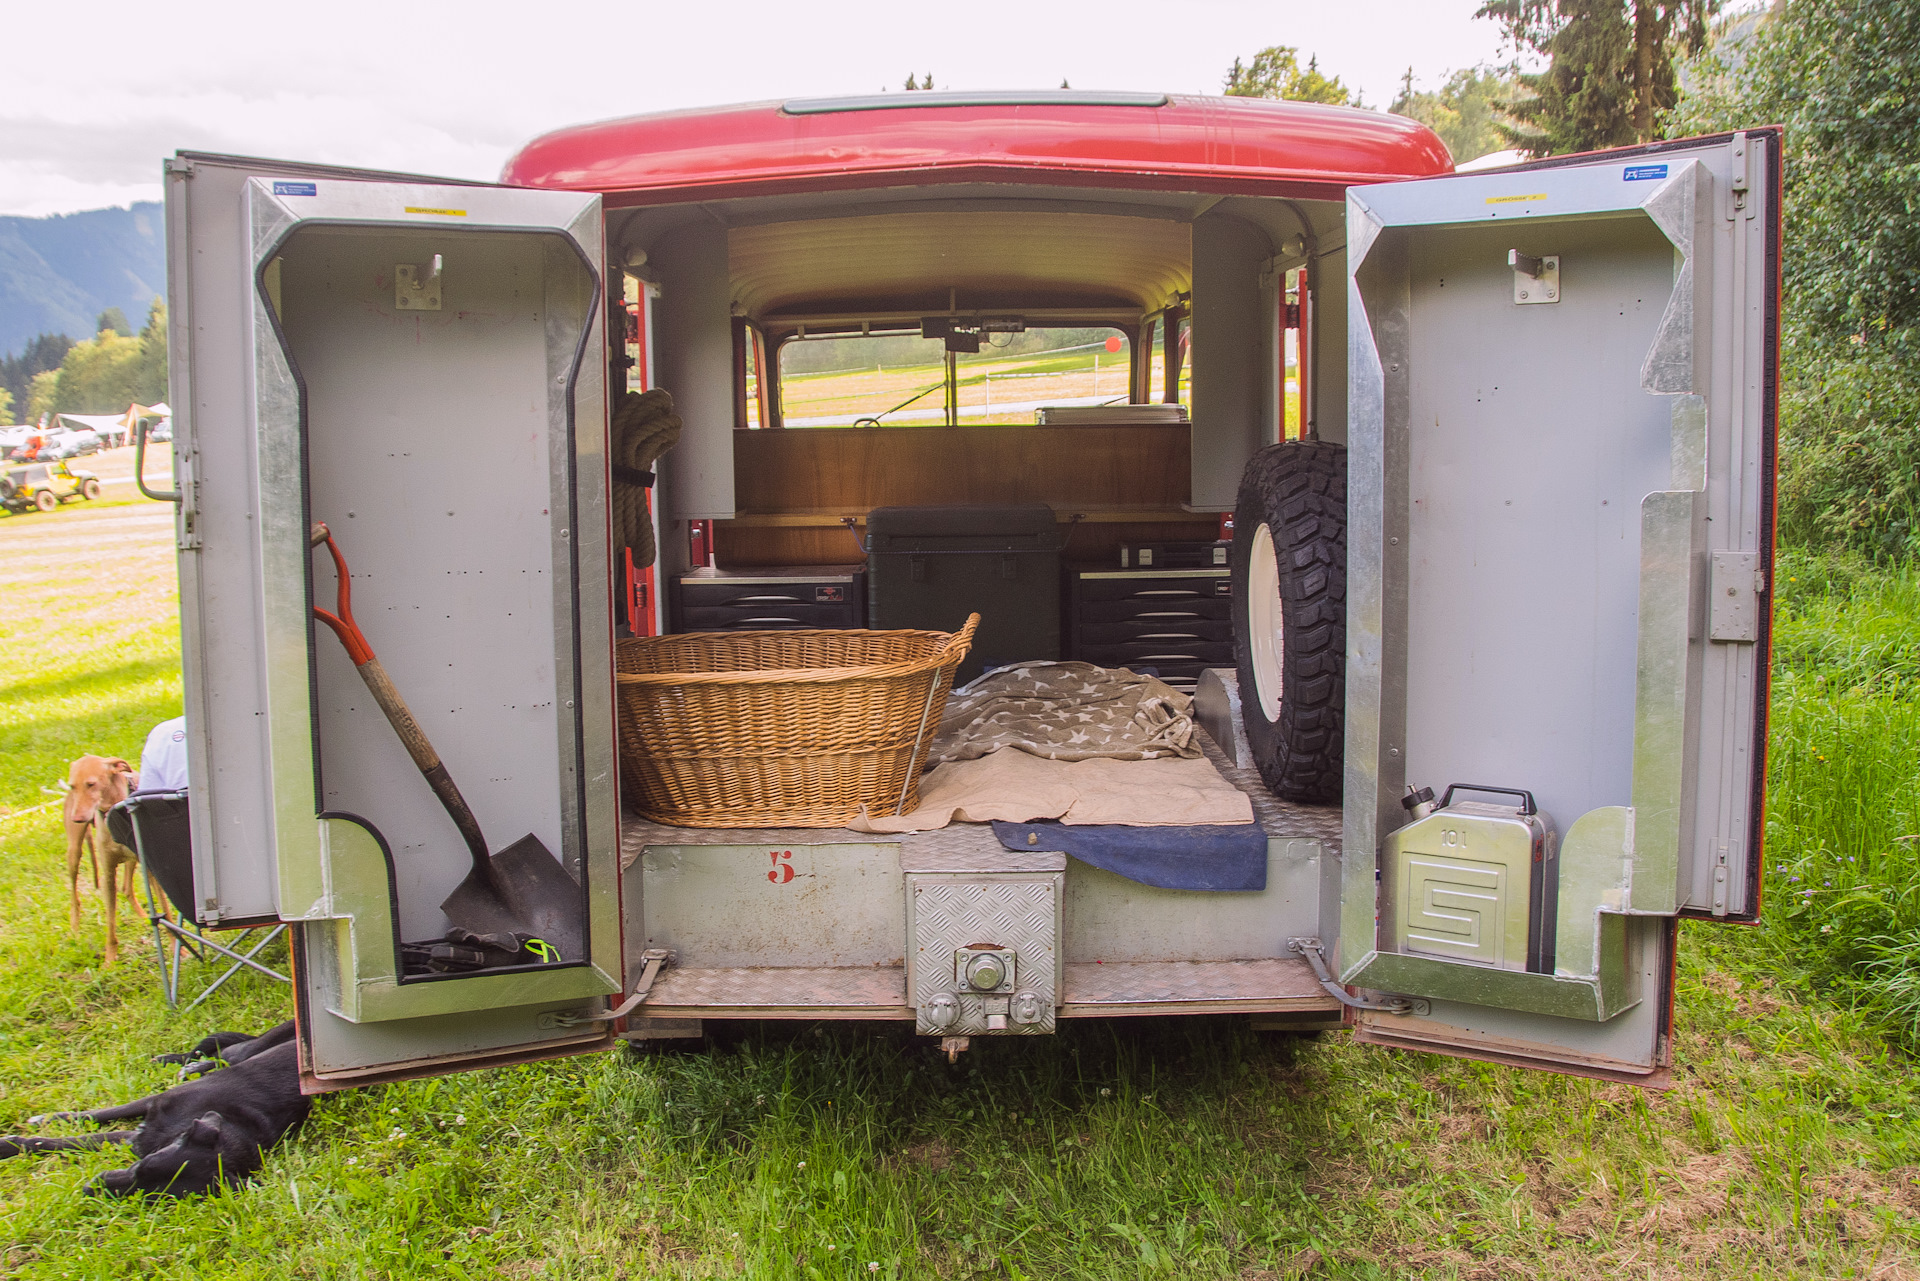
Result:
[866, 503, 1062, 684]
[1067, 567, 1236, 690]
[673, 564, 866, 631]
[1118, 539, 1231, 570]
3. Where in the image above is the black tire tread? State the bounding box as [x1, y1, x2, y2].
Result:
[1232, 441, 1347, 803]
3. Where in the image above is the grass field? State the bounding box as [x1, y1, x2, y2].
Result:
[1, 486, 1917, 1278]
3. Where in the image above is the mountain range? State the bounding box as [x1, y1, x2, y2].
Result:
[0, 203, 166, 359]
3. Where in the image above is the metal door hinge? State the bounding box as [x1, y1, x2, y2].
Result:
[1728, 133, 1751, 220]
[164, 157, 194, 179]
[1709, 551, 1760, 642]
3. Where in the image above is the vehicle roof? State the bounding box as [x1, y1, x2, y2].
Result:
[503, 92, 1455, 206]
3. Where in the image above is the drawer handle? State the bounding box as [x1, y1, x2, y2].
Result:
[1134, 633, 1201, 641]
[1136, 611, 1202, 619]
[731, 594, 805, 604]
[1134, 590, 1202, 598]
[739, 617, 805, 626]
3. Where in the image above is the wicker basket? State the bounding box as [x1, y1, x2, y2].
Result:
[613, 614, 979, 827]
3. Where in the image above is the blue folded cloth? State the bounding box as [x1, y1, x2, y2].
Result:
[990, 819, 1268, 892]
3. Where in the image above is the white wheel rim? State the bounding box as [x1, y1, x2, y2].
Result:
[1248, 521, 1284, 721]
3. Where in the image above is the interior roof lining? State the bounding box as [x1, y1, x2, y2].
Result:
[613, 182, 1344, 262]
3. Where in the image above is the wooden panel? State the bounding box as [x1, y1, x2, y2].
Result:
[733, 424, 1192, 514]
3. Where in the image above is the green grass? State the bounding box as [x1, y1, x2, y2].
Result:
[1756, 551, 1920, 1048]
[2, 508, 1918, 1277]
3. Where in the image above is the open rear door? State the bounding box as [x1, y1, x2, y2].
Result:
[165, 153, 623, 1090]
[1338, 131, 1778, 1083]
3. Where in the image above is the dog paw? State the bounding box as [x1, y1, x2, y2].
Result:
[26, 1112, 75, 1126]
[152, 1053, 193, 1065]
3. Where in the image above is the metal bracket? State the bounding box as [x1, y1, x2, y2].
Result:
[1288, 938, 1428, 1016]
[1509, 250, 1560, 304]
[395, 255, 443, 311]
[1728, 132, 1751, 219]
[536, 949, 671, 1029]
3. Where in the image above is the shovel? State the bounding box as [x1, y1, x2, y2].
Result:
[308, 523, 582, 963]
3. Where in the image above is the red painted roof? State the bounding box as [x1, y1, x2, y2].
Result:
[503, 93, 1454, 206]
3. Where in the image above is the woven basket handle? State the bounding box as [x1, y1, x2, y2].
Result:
[938, 613, 981, 666]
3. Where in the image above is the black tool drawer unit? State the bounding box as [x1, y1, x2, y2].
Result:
[1067, 567, 1235, 692]
[673, 565, 866, 632]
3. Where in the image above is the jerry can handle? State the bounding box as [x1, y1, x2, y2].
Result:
[1438, 783, 1537, 816]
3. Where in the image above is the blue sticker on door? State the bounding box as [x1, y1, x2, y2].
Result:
[1622, 165, 1668, 182]
[272, 181, 317, 196]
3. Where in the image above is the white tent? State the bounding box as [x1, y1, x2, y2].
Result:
[57, 413, 130, 433]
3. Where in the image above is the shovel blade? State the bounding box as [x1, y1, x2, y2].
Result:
[439, 834, 583, 963]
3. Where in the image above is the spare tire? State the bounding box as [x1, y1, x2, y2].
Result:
[1231, 441, 1346, 803]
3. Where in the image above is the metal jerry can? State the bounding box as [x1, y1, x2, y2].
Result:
[1385, 786, 1559, 975]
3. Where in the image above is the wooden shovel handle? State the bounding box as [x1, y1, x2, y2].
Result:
[355, 656, 493, 880]
[311, 525, 494, 881]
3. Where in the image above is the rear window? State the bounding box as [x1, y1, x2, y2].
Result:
[776, 327, 1135, 428]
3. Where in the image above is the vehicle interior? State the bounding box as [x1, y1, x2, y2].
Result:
[599, 181, 1360, 997]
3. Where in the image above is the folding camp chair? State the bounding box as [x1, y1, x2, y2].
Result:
[107, 791, 290, 1010]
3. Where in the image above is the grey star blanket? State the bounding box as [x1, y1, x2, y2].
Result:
[927, 661, 1202, 765]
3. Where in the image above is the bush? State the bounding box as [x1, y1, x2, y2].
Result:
[1777, 336, 1920, 560]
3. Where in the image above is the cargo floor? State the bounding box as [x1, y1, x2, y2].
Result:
[616, 732, 1343, 1020]
[617, 729, 1341, 860]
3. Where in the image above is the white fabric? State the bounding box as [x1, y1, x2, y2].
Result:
[138, 716, 189, 793]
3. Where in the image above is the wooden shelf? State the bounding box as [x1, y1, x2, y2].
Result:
[718, 507, 1219, 529]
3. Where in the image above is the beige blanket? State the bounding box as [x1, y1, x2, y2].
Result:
[851, 750, 1254, 833]
[929, 661, 1200, 764]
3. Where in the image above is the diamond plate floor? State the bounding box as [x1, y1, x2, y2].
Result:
[1061, 959, 1339, 1015]
[643, 966, 912, 1019]
[637, 959, 1339, 1020]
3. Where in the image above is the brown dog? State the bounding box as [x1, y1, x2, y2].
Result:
[64, 755, 141, 964]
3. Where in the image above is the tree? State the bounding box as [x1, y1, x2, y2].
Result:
[26, 370, 58, 423]
[1, 332, 75, 423]
[1477, 1, 1716, 154]
[1664, 0, 1920, 558]
[48, 299, 167, 415]
[0, 386, 13, 423]
[1390, 65, 1520, 163]
[903, 73, 935, 91]
[96, 307, 132, 337]
[1224, 47, 1357, 106]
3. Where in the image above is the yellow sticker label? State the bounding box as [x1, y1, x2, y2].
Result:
[1485, 193, 1547, 205]
[404, 206, 467, 216]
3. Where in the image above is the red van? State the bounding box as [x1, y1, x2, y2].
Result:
[156, 92, 1778, 1090]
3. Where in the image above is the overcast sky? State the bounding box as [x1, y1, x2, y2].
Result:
[1, 0, 1513, 218]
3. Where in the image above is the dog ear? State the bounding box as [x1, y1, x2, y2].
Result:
[186, 1113, 224, 1146]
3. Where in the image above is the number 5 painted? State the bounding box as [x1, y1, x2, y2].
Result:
[768, 850, 794, 884]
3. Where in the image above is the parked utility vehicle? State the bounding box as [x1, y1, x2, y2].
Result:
[2, 460, 101, 513]
[158, 93, 1778, 1091]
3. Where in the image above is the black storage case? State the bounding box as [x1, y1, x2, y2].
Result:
[673, 564, 867, 632]
[1066, 567, 1236, 693]
[866, 503, 1061, 684]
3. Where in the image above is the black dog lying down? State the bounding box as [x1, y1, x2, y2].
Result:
[1, 1021, 308, 1196]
